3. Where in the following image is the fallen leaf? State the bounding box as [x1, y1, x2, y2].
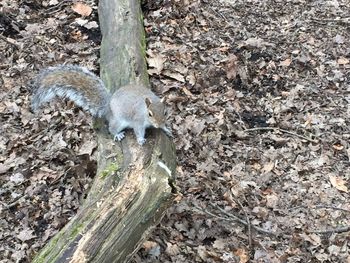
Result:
[300, 233, 321, 246]
[72, 2, 92, 17]
[329, 175, 348, 193]
[197, 245, 208, 261]
[262, 161, 274, 174]
[332, 144, 343, 151]
[10, 173, 25, 184]
[142, 240, 158, 250]
[48, 0, 59, 6]
[337, 57, 349, 65]
[17, 229, 36, 242]
[162, 70, 185, 82]
[234, 248, 249, 263]
[165, 242, 180, 256]
[242, 37, 274, 48]
[280, 58, 291, 67]
[84, 21, 99, 29]
[226, 54, 238, 80]
[147, 54, 166, 75]
[213, 239, 226, 250]
[75, 18, 89, 26]
[78, 140, 97, 155]
[0, 163, 10, 174]
[328, 244, 340, 255]
[334, 34, 345, 44]
[266, 193, 279, 208]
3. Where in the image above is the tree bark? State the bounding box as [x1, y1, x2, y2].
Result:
[32, 0, 176, 262]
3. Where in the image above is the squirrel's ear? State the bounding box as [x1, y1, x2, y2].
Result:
[145, 97, 152, 108]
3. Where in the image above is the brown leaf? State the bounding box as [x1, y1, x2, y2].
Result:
[72, 2, 92, 17]
[262, 161, 274, 174]
[0, 163, 10, 174]
[162, 70, 185, 82]
[234, 248, 249, 263]
[213, 239, 226, 250]
[9, 173, 25, 184]
[266, 193, 279, 208]
[332, 144, 344, 151]
[142, 241, 158, 251]
[337, 57, 349, 65]
[147, 54, 166, 75]
[78, 140, 97, 155]
[17, 228, 36, 242]
[226, 54, 238, 80]
[197, 245, 208, 261]
[329, 175, 348, 193]
[280, 58, 291, 67]
[165, 242, 180, 256]
[300, 233, 321, 246]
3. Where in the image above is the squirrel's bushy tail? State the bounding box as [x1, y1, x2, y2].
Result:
[31, 65, 109, 117]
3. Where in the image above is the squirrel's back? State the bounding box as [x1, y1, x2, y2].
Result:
[31, 65, 109, 117]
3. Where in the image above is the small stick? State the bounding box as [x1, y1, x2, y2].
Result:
[214, 205, 278, 236]
[310, 17, 350, 24]
[314, 205, 350, 213]
[3, 194, 28, 209]
[244, 127, 318, 143]
[230, 196, 252, 248]
[0, 34, 20, 48]
[308, 225, 350, 234]
[193, 204, 277, 236]
[288, 204, 350, 213]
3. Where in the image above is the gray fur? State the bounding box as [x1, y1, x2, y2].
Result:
[31, 65, 109, 117]
[107, 85, 167, 144]
[31, 65, 171, 145]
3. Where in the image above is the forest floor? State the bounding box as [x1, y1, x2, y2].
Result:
[1, 0, 350, 262]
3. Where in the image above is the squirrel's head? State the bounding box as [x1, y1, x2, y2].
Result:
[145, 97, 167, 128]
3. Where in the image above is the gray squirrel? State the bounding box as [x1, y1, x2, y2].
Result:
[31, 65, 172, 145]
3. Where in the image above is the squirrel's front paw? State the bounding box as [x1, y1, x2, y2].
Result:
[137, 137, 146, 145]
[114, 132, 125, 141]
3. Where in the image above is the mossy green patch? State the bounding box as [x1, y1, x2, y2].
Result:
[100, 162, 119, 178]
[70, 223, 84, 239]
[32, 230, 63, 263]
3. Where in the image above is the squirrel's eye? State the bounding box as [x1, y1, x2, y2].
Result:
[148, 111, 153, 117]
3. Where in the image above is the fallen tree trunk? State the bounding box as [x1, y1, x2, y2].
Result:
[32, 0, 176, 262]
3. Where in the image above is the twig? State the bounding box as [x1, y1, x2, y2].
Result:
[0, 34, 20, 48]
[314, 205, 350, 213]
[299, 103, 328, 114]
[3, 194, 28, 209]
[208, 6, 227, 21]
[45, 0, 70, 13]
[308, 225, 350, 234]
[214, 205, 278, 236]
[244, 127, 318, 143]
[310, 17, 350, 24]
[193, 204, 278, 236]
[230, 196, 252, 248]
[28, 116, 63, 141]
[289, 204, 350, 213]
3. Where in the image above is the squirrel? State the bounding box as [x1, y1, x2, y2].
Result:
[31, 65, 172, 145]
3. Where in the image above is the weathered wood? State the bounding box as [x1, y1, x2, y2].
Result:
[32, 0, 176, 262]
